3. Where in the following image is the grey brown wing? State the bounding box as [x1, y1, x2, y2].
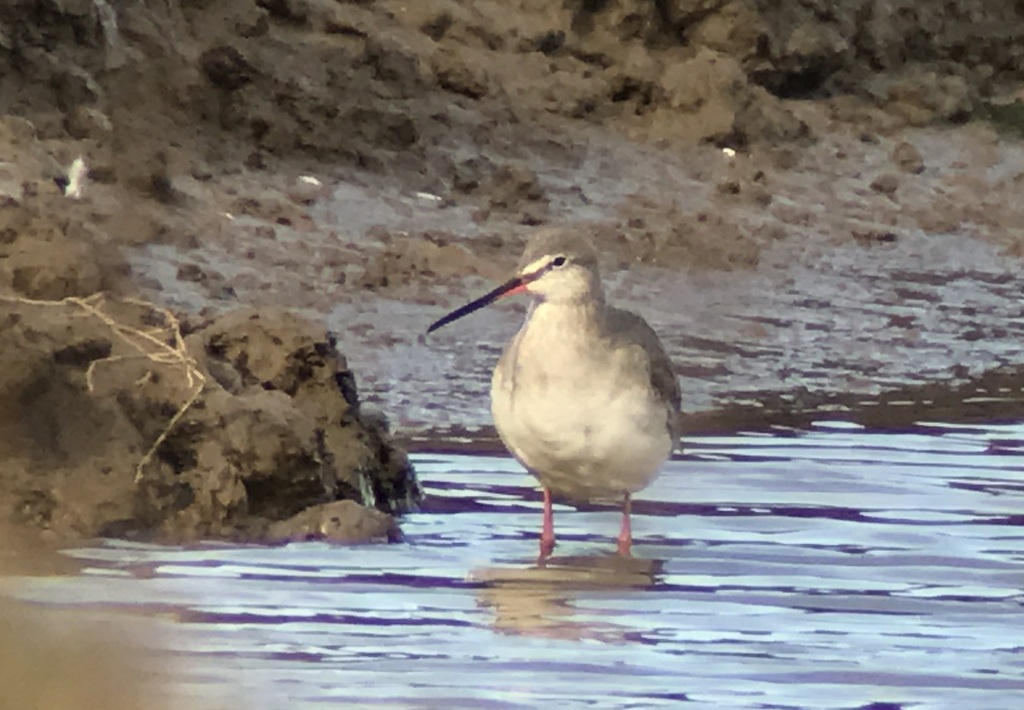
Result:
[606, 307, 682, 444]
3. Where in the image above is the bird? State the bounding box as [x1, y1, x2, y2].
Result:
[427, 229, 681, 560]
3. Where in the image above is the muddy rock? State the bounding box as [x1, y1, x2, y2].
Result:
[0, 115, 60, 184]
[199, 45, 257, 92]
[177, 307, 420, 527]
[657, 49, 749, 141]
[0, 162, 24, 206]
[891, 141, 925, 173]
[647, 47, 808, 145]
[869, 173, 900, 197]
[485, 162, 549, 222]
[862, 65, 976, 125]
[65, 105, 113, 139]
[0, 191, 126, 299]
[268, 499, 397, 543]
[0, 296, 419, 543]
[358, 232, 488, 292]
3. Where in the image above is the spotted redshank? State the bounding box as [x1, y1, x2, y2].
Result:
[427, 229, 681, 559]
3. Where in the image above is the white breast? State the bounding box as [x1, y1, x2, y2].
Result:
[490, 303, 674, 501]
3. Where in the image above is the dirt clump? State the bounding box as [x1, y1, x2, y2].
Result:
[357, 230, 496, 295]
[268, 499, 398, 544]
[0, 291, 418, 543]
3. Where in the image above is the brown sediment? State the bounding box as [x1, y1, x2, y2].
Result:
[3, 0, 1024, 539]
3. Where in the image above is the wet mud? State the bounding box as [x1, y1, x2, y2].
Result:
[4, 0, 1024, 540]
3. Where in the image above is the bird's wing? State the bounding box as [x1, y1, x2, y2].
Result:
[606, 307, 682, 444]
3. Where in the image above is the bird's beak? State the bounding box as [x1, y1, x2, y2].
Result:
[427, 273, 532, 334]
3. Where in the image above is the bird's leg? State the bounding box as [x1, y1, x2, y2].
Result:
[616, 492, 633, 556]
[539, 486, 556, 561]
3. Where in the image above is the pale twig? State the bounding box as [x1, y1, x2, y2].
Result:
[0, 292, 206, 482]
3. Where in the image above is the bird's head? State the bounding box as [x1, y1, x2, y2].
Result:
[427, 230, 602, 334]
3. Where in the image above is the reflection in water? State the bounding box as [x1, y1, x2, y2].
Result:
[2, 425, 1024, 709]
[473, 554, 663, 642]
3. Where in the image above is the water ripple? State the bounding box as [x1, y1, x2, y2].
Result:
[3, 425, 1024, 709]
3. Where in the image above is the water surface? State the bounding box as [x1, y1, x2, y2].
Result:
[4, 423, 1024, 709]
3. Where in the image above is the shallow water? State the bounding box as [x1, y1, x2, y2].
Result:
[331, 230, 1024, 436]
[4, 422, 1024, 709]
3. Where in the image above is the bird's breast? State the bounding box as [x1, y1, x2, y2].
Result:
[490, 327, 672, 499]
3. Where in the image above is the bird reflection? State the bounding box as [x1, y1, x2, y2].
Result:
[472, 553, 664, 643]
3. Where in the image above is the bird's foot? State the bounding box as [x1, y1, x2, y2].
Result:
[538, 486, 556, 563]
[538, 533, 556, 564]
[616, 533, 632, 557]
[617, 491, 633, 556]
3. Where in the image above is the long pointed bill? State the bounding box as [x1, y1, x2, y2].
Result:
[427, 275, 530, 334]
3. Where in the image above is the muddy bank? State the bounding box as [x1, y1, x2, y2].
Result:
[3, 0, 1024, 276]
[0, 184, 416, 543]
[3, 0, 1024, 536]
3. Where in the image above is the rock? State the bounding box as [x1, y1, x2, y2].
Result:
[521, 29, 566, 55]
[0, 199, 118, 299]
[65, 106, 113, 139]
[0, 162, 24, 207]
[853, 0, 1024, 73]
[285, 175, 327, 205]
[569, 0, 664, 43]
[190, 308, 418, 500]
[487, 163, 547, 211]
[357, 233, 486, 291]
[176, 262, 208, 284]
[257, 0, 310, 25]
[52, 60, 105, 108]
[863, 66, 975, 125]
[684, 1, 769, 64]
[659, 0, 733, 29]
[0, 299, 420, 543]
[661, 49, 747, 113]
[4, 237, 104, 299]
[268, 499, 396, 543]
[870, 173, 900, 197]
[0, 116, 38, 147]
[433, 47, 489, 99]
[361, 36, 424, 91]
[200, 45, 256, 91]
[891, 141, 925, 174]
[452, 155, 492, 193]
[650, 48, 806, 145]
[420, 11, 453, 41]
[231, 191, 314, 228]
[0, 117, 61, 187]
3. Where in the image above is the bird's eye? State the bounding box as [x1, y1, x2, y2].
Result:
[552, 255, 568, 268]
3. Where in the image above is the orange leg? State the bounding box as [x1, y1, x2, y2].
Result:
[539, 487, 556, 561]
[616, 492, 633, 556]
